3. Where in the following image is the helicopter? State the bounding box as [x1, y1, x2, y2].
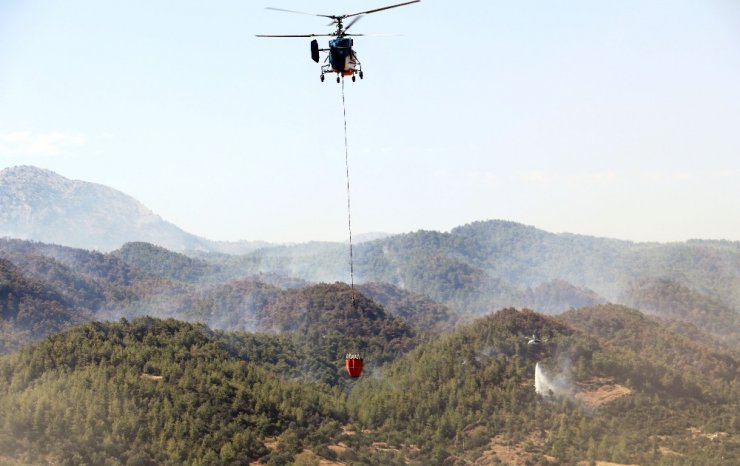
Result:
[526, 334, 549, 345]
[256, 0, 420, 83]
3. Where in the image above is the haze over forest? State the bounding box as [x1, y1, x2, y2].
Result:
[0, 165, 738, 464]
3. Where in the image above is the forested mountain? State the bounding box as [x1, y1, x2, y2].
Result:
[0, 238, 439, 358]
[521, 279, 605, 314]
[356, 282, 459, 334]
[0, 166, 268, 253]
[188, 282, 418, 363]
[3, 165, 738, 322]
[558, 305, 739, 395]
[618, 277, 740, 350]
[1, 310, 737, 465]
[0, 237, 144, 285]
[1, 187, 739, 464]
[1, 234, 738, 465]
[0, 166, 210, 252]
[348, 308, 739, 465]
[112, 242, 219, 283]
[0, 258, 92, 354]
[208, 220, 740, 321]
[3, 230, 739, 359]
[0, 318, 347, 465]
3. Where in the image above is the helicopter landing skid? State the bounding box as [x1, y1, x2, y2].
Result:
[320, 66, 364, 83]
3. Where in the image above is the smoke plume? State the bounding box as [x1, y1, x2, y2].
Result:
[534, 362, 573, 399]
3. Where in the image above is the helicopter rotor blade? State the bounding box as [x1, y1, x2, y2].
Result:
[344, 15, 364, 32]
[255, 33, 336, 38]
[343, 33, 403, 37]
[343, 0, 421, 19]
[264, 7, 336, 20]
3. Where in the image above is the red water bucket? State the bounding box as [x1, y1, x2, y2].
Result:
[345, 353, 363, 378]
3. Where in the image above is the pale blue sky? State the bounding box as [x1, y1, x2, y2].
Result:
[1, 0, 739, 243]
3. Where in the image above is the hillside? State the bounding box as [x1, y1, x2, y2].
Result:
[0, 258, 92, 353]
[522, 279, 606, 314]
[212, 220, 740, 321]
[2, 166, 739, 321]
[0, 237, 146, 286]
[348, 308, 740, 465]
[0, 238, 162, 352]
[0, 239, 443, 362]
[0, 166, 267, 253]
[3, 166, 738, 322]
[0, 318, 347, 465]
[618, 277, 740, 350]
[356, 282, 459, 334]
[2, 310, 736, 465]
[112, 241, 218, 282]
[0, 166, 211, 252]
[2, 233, 739, 362]
[558, 305, 739, 399]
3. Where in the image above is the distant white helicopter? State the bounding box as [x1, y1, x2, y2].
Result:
[526, 334, 549, 345]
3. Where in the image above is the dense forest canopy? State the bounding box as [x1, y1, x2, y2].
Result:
[0, 229, 739, 464]
[1, 308, 738, 465]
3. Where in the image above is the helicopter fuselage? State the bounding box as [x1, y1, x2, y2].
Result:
[327, 37, 359, 75]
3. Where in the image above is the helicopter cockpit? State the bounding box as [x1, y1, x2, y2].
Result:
[331, 38, 354, 49]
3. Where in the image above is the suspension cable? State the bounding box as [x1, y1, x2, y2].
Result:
[341, 76, 356, 307]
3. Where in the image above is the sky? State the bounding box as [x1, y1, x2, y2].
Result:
[1, 0, 739, 243]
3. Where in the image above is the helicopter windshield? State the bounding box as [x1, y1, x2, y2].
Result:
[332, 38, 353, 48]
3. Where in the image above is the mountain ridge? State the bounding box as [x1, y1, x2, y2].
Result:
[0, 165, 269, 253]
[2, 166, 739, 338]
